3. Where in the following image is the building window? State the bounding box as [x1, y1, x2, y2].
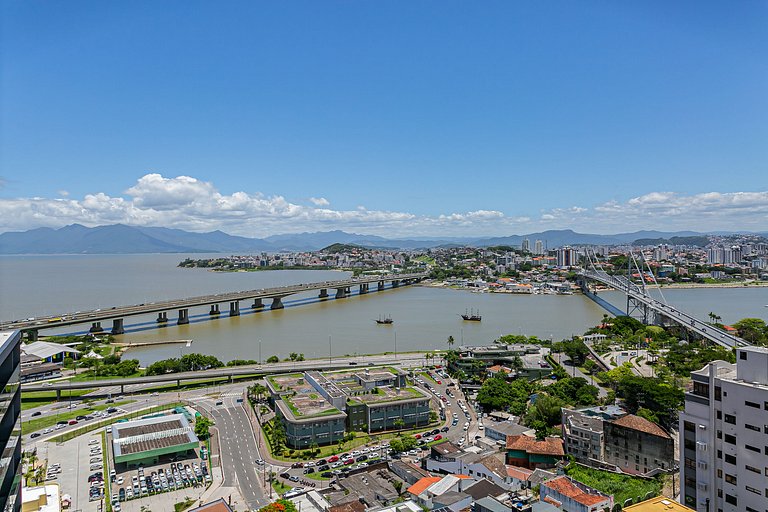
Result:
[745, 444, 760, 453]
[724, 434, 736, 444]
[717, 469, 722, 477]
[740, 351, 747, 360]
[693, 382, 709, 397]
[745, 507, 759, 512]
[724, 414, 736, 424]
[684, 421, 696, 432]
[725, 454, 736, 465]
[725, 494, 737, 506]
[745, 423, 760, 432]
[716, 430, 722, 439]
[724, 474, 736, 485]
[744, 465, 759, 474]
[745, 400, 760, 408]
[716, 410, 722, 420]
[745, 486, 760, 495]
[717, 449, 722, 459]
[715, 386, 721, 401]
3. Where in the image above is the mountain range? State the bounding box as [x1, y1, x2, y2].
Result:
[0, 224, 741, 254]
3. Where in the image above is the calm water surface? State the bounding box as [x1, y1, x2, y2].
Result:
[2, 254, 765, 365]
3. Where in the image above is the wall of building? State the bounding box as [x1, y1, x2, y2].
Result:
[603, 424, 673, 474]
[0, 331, 22, 512]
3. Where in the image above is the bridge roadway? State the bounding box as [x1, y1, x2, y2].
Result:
[2, 271, 427, 338]
[21, 353, 428, 396]
[581, 269, 749, 349]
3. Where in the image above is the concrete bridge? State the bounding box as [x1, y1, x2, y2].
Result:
[578, 269, 749, 349]
[3, 272, 428, 340]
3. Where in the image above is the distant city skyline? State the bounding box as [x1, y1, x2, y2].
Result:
[2, 2, 766, 236]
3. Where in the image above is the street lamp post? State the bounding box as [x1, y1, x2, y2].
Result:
[258, 340, 262, 365]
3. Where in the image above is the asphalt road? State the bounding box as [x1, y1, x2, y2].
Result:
[196, 394, 270, 509]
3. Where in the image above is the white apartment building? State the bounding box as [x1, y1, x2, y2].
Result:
[679, 346, 768, 512]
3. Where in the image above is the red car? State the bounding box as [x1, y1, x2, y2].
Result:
[434, 435, 442, 441]
[414, 434, 421, 439]
[343, 458, 354, 465]
[328, 456, 339, 463]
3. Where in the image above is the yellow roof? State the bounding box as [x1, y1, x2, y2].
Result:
[624, 497, 694, 512]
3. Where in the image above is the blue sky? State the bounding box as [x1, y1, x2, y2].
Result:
[1, 1, 766, 237]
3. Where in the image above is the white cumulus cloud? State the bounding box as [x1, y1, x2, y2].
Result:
[309, 197, 330, 206]
[0, 174, 765, 237]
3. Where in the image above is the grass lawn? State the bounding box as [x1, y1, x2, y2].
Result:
[21, 389, 94, 410]
[564, 463, 662, 506]
[419, 372, 437, 384]
[305, 472, 331, 482]
[24, 399, 135, 432]
[272, 480, 292, 495]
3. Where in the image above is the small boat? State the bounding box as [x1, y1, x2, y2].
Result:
[375, 315, 394, 325]
[460, 309, 482, 322]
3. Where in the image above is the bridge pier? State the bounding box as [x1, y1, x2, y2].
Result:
[335, 288, 347, 299]
[111, 318, 125, 335]
[27, 330, 38, 342]
[270, 297, 284, 310]
[56, 389, 61, 400]
[209, 304, 220, 315]
[252, 298, 264, 309]
[89, 322, 104, 333]
[359, 283, 368, 294]
[392, 280, 400, 288]
[319, 288, 329, 298]
[229, 301, 240, 317]
[120, 384, 124, 394]
[177, 309, 189, 325]
[156, 312, 168, 323]
[378, 281, 385, 291]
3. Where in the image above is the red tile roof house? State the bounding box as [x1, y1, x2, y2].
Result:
[505, 435, 565, 469]
[540, 475, 613, 512]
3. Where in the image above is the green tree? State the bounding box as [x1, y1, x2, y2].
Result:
[525, 394, 565, 434]
[266, 355, 280, 364]
[733, 318, 768, 345]
[393, 418, 405, 432]
[194, 416, 213, 439]
[447, 335, 455, 350]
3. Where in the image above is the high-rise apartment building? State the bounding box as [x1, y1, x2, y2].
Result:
[679, 346, 768, 512]
[556, 246, 579, 268]
[0, 330, 22, 512]
[521, 239, 530, 253]
[534, 240, 544, 255]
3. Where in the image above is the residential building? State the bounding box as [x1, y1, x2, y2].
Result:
[624, 496, 694, 511]
[534, 240, 544, 256]
[0, 330, 22, 512]
[267, 369, 432, 448]
[556, 246, 579, 268]
[562, 405, 674, 475]
[505, 436, 564, 469]
[679, 346, 768, 512]
[604, 414, 674, 474]
[539, 475, 613, 512]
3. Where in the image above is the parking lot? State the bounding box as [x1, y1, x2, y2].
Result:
[46, 432, 105, 512]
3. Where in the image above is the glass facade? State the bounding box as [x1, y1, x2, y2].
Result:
[0, 331, 21, 512]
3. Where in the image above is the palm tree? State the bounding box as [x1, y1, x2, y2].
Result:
[447, 335, 455, 350]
